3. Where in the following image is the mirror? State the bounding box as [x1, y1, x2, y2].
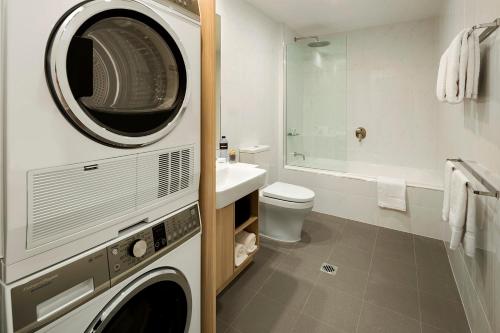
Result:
[216, 14, 221, 145]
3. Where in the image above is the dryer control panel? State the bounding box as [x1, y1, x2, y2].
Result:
[107, 204, 201, 282]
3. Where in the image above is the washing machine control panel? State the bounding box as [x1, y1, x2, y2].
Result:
[107, 204, 201, 281]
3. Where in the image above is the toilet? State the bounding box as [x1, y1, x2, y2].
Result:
[239, 145, 315, 242]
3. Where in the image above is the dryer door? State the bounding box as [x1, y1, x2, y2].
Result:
[87, 268, 192, 333]
[46, 0, 190, 148]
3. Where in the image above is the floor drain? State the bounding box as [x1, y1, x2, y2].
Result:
[320, 263, 337, 276]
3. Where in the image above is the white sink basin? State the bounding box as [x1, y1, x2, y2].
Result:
[216, 163, 267, 209]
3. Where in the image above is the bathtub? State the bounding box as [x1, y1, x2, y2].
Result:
[280, 158, 448, 240]
[287, 158, 443, 190]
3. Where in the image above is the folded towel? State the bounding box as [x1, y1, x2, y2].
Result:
[236, 231, 257, 254]
[377, 176, 407, 212]
[458, 30, 470, 100]
[235, 243, 248, 267]
[465, 30, 475, 99]
[463, 188, 477, 257]
[442, 161, 455, 221]
[449, 170, 468, 250]
[436, 49, 448, 102]
[472, 30, 480, 99]
[445, 29, 468, 104]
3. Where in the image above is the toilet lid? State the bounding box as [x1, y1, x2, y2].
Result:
[262, 182, 315, 203]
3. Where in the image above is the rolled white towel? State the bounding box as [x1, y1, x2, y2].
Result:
[236, 231, 258, 254]
[235, 243, 248, 267]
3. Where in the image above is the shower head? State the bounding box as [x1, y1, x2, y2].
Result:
[307, 40, 330, 47]
[294, 36, 330, 47]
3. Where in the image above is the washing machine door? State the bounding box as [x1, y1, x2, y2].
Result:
[46, 0, 190, 148]
[87, 268, 192, 333]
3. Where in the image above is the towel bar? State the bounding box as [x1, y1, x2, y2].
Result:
[472, 18, 500, 43]
[447, 158, 500, 199]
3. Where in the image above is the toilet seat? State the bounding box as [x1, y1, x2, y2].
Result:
[260, 182, 315, 209]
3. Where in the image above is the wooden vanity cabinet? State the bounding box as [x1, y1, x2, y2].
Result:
[216, 190, 259, 293]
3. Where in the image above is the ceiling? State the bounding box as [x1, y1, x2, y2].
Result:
[244, 0, 445, 36]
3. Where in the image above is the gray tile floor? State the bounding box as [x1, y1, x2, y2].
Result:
[216, 212, 470, 333]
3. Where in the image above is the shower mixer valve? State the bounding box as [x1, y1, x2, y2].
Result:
[355, 127, 367, 142]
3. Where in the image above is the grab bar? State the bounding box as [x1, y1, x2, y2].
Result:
[447, 158, 499, 199]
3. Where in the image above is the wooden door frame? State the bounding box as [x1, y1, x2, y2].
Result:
[199, 0, 216, 332]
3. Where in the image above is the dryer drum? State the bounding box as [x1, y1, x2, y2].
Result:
[46, 3, 190, 147]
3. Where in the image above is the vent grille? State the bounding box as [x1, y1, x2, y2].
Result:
[28, 146, 196, 249]
[29, 158, 137, 248]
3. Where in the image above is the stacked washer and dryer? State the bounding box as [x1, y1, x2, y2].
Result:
[1, 0, 201, 332]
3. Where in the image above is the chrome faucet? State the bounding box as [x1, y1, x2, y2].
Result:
[293, 152, 306, 161]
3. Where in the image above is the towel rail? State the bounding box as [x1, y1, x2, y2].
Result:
[447, 158, 499, 199]
[472, 18, 500, 43]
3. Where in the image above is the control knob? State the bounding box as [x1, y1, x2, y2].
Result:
[130, 239, 148, 258]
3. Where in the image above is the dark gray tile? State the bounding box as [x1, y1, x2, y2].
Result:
[316, 265, 368, 298]
[292, 314, 343, 333]
[217, 283, 257, 323]
[357, 302, 421, 333]
[260, 237, 295, 255]
[230, 247, 279, 291]
[377, 227, 413, 243]
[225, 328, 242, 333]
[374, 229, 415, 264]
[417, 265, 461, 303]
[338, 221, 378, 252]
[364, 280, 420, 320]
[231, 293, 300, 333]
[291, 227, 338, 261]
[421, 324, 449, 333]
[306, 211, 347, 229]
[414, 236, 453, 279]
[260, 269, 317, 311]
[303, 285, 363, 333]
[217, 319, 230, 333]
[328, 244, 373, 272]
[420, 292, 470, 333]
[275, 252, 324, 280]
[369, 253, 417, 289]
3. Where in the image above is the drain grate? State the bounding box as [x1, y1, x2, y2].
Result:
[320, 263, 338, 276]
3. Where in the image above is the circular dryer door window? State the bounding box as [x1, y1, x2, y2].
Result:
[87, 268, 192, 333]
[46, 0, 190, 148]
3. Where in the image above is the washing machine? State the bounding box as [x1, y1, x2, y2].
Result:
[1, 203, 201, 333]
[0, 0, 200, 284]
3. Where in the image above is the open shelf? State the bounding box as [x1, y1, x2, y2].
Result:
[234, 246, 259, 271]
[234, 216, 258, 235]
[216, 189, 260, 294]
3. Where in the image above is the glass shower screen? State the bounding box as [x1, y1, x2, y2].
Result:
[285, 34, 348, 171]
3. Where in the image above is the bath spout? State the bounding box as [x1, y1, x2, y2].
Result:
[293, 152, 306, 161]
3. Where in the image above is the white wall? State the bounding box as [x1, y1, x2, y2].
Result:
[346, 18, 441, 173]
[437, 1, 500, 332]
[217, 0, 282, 182]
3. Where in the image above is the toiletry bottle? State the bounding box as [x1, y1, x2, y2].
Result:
[219, 136, 228, 161]
[229, 149, 237, 163]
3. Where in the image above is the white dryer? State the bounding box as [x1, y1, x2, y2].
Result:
[1, 0, 200, 283]
[1, 203, 201, 333]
